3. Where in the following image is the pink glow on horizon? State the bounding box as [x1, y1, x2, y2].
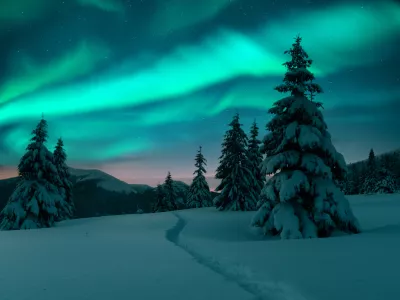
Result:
[0, 164, 221, 190]
[0, 168, 17, 180]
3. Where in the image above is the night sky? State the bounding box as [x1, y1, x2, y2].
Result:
[0, 0, 399, 187]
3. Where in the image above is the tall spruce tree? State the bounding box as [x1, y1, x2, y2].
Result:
[252, 36, 360, 238]
[247, 121, 265, 203]
[53, 138, 74, 220]
[163, 172, 178, 211]
[214, 114, 257, 211]
[0, 117, 65, 230]
[187, 146, 212, 208]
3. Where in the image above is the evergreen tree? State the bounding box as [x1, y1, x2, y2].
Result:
[361, 149, 378, 194]
[0, 117, 64, 230]
[214, 114, 257, 211]
[247, 120, 265, 203]
[187, 146, 212, 208]
[252, 36, 360, 238]
[163, 172, 178, 211]
[153, 184, 168, 212]
[53, 138, 74, 220]
[367, 148, 377, 172]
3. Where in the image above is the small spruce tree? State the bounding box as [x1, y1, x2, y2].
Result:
[361, 149, 378, 194]
[0, 117, 64, 230]
[247, 120, 265, 203]
[153, 184, 168, 212]
[163, 172, 178, 211]
[252, 36, 360, 238]
[187, 146, 212, 208]
[53, 138, 75, 220]
[214, 114, 257, 211]
[367, 148, 376, 172]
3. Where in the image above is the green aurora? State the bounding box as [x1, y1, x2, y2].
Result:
[0, 0, 399, 183]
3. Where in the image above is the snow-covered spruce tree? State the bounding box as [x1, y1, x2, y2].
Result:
[252, 36, 360, 238]
[163, 172, 178, 211]
[247, 121, 265, 202]
[186, 146, 212, 208]
[53, 138, 74, 220]
[153, 184, 168, 212]
[214, 114, 257, 211]
[0, 118, 64, 230]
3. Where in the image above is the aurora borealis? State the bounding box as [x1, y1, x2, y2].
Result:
[0, 0, 399, 186]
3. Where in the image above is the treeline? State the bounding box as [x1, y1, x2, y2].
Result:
[152, 118, 264, 213]
[343, 149, 400, 195]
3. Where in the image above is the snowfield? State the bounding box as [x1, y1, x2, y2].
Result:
[1, 194, 399, 300]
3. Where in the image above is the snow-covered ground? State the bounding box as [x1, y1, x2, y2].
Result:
[0, 194, 399, 300]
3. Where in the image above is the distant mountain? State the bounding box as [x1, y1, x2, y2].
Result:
[0, 168, 217, 219]
[70, 168, 137, 194]
[130, 184, 153, 193]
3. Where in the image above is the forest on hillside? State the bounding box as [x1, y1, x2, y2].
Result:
[343, 149, 400, 195]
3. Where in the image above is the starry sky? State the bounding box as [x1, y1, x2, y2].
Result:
[0, 0, 399, 187]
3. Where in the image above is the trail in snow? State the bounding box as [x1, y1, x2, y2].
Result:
[165, 213, 309, 300]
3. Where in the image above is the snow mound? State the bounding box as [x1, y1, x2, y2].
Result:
[69, 168, 137, 194]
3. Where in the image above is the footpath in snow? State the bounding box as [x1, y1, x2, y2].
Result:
[167, 213, 306, 300]
[0, 213, 253, 300]
[176, 194, 400, 300]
